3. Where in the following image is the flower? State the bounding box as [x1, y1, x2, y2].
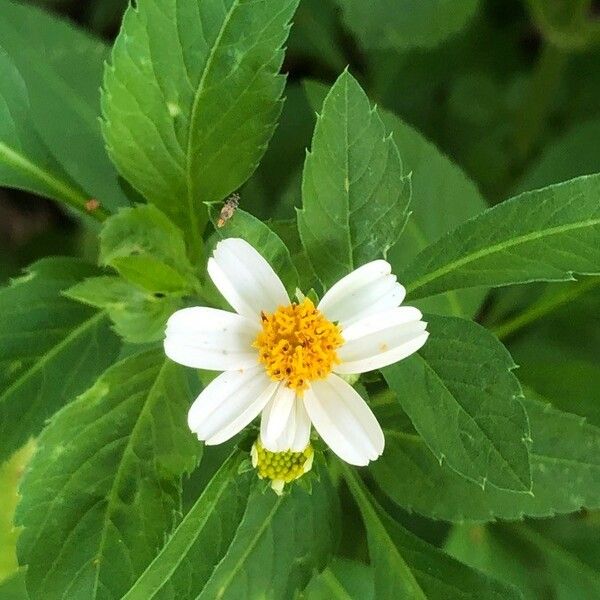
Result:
[251, 438, 314, 495]
[164, 238, 428, 466]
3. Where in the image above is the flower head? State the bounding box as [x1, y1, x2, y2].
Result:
[251, 438, 314, 495]
[164, 238, 428, 466]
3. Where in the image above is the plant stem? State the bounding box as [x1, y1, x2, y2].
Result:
[492, 277, 600, 341]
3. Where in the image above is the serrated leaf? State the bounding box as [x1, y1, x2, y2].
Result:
[0, 258, 121, 464]
[371, 393, 600, 522]
[343, 467, 520, 600]
[0, 47, 89, 212]
[208, 206, 298, 294]
[66, 276, 182, 344]
[102, 0, 300, 251]
[16, 350, 200, 600]
[122, 454, 339, 599]
[336, 0, 480, 50]
[100, 205, 197, 294]
[303, 79, 488, 317]
[298, 70, 410, 290]
[383, 315, 531, 492]
[403, 175, 600, 301]
[0, 0, 129, 213]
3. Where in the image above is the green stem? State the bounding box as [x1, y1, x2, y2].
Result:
[492, 277, 600, 340]
[0, 142, 109, 222]
[514, 41, 568, 161]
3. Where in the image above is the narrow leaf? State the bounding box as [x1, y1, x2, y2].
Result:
[403, 174, 600, 301]
[383, 315, 531, 492]
[298, 70, 410, 289]
[0, 47, 91, 214]
[0, 259, 120, 463]
[343, 467, 520, 600]
[16, 350, 200, 600]
[0, 0, 129, 213]
[123, 455, 339, 600]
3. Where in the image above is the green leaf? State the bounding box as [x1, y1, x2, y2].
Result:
[379, 111, 488, 318]
[0, 571, 28, 600]
[303, 558, 374, 600]
[0, 259, 121, 464]
[336, 0, 480, 50]
[303, 79, 488, 317]
[383, 315, 531, 492]
[122, 454, 339, 599]
[343, 467, 520, 600]
[102, 0, 300, 253]
[208, 206, 299, 294]
[515, 119, 600, 193]
[100, 205, 198, 294]
[0, 0, 129, 213]
[298, 70, 410, 289]
[66, 276, 182, 344]
[403, 175, 600, 301]
[16, 350, 200, 600]
[0, 47, 91, 214]
[448, 517, 600, 600]
[0, 443, 34, 582]
[372, 393, 600, 522]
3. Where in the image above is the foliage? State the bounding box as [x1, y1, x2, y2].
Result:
[0, 0, 599, 598]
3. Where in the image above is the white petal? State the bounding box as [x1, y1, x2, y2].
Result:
[303, 375, 384, 466]
[164, 307, 259, 370]
[317, 260, 406, 327]
[260, 385, 296, 448]
[261, 394, 312, 452]
[188, 367, 277, 445]
[290, 399, 311, 451]
[208, 238, 289, 320]
[336, 308, 429, 374]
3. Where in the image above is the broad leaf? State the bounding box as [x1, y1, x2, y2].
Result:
[102, 0, 300, 251]
[383, 315, 531, 492]
[66, 276, 182, 344]
[0, 571, 28, 600]
[372, 394, 600, 522]
[100, 205, 197, 294]
[208, 206, 299, 294]
[122, 454, 340, 599]
[0, 47, 90, 213]
[0, 259, 120, 463]
[16, 350, 200, 600]
[403, 174, 600, 301]
[298, 70, 410, 289]
[0, 0, 129, 213]
[336, 0, 480, 50]
[343, 467, 520, 600]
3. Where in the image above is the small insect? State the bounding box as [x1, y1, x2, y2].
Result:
[217, 193, 240, 228]
[85, 198, 101, 212]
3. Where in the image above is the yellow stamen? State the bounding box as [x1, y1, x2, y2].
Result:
[253, 298, 343, 393]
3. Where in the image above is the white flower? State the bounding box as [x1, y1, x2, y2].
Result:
[164, 238, 429, 466]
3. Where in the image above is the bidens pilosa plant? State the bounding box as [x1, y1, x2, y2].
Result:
[0, 0, 599, 599]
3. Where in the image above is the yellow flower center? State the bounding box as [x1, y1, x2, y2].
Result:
[251, 439, 314, 493]
[253, 298, 343, 393]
